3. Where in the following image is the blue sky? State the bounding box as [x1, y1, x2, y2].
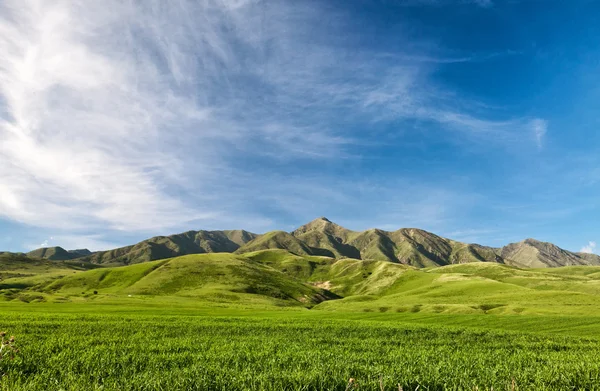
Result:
[1, 0, 599, 253]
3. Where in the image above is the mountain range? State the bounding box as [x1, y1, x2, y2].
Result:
[17, 217, 600, 268]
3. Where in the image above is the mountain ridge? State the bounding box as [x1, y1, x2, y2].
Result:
[17, 217, 600, 268]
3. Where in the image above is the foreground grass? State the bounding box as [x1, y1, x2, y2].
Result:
[2, 304, 600, 390]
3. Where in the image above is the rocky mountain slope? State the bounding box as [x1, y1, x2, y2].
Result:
[500, 238, 600, 267]
[287, 218, 505, 267]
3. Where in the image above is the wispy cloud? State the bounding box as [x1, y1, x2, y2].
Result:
[580, 241, 597, 254]
[402, 50, 520, 64]
[0, 0, 544, 245]
[531, 118, 548, 149]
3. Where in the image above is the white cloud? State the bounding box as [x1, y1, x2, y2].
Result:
[0, 0, 546, 241]
[580, 241, 597, 254]
[531, 118, 548, 149]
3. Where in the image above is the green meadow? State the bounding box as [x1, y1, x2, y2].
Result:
[4, 250, 600, 390]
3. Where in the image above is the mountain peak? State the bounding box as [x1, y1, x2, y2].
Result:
[306, 216, 332, 225]
[293, 217, 353, 237]
[523, 238, 543, 245]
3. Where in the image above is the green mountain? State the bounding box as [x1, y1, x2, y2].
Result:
[78, 230, 259, 266]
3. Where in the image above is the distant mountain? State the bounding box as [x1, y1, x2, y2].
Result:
[27, 246, 75, 261]
[78, 230, 259, 265]
[9, 218, 600, 268]
[500, 239, 600, 267]
[26, 247, 93, 261]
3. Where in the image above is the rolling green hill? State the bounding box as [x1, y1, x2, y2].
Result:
[5, 248, 600, 315]
[315, 262, 600, 315]
[39, 253, 337, 307]
[0, 252, 99, 301]
[241, 250, 600, 314]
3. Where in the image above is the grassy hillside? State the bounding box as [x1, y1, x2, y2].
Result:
[7, 248, 600, 314]
[0, 252, 99, 301]
[245, 249, 410, 297]
[315, 262, 600, 315]
[41, 253, 336, 307]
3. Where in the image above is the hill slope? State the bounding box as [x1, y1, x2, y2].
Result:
[0, 252, 99, 300]
[10, 249, 600, 314]
[315, 261, 600, 315]
[41, 253, 337, 307]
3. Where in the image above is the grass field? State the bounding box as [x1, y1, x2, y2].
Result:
[2, 303, 600, 390]
[5, 251, 600, 389]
